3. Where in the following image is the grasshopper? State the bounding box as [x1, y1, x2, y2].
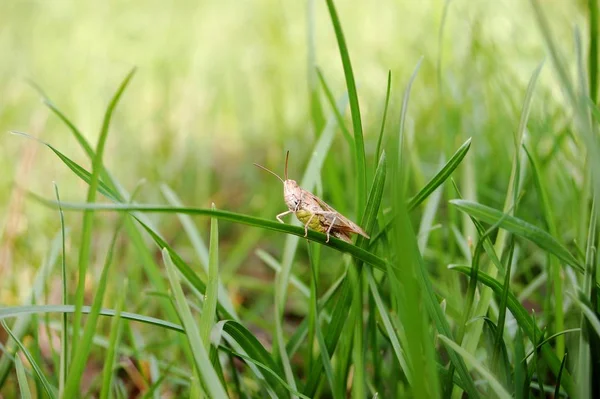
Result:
[254, 151, 369, 243]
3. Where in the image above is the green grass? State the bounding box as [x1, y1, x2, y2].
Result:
[0, 0, 599, 397]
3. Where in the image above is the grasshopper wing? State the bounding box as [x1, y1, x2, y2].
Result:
[309, 192, 370, 239]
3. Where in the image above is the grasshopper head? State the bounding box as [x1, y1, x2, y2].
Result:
[283, 179, 302, 211]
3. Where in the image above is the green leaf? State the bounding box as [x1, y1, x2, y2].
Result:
[199, 204, 220, 350]
[15, 355, 32, 399]
[325, 0, 366, 217]
[72, 68, 136, 347]
[370, 137, 472, 246]
[0, 305, 183, 332]
[212, 320, 288, 398]
[438, 335, 511, 399]
[162, 249, 228, 399]
[375, 70, 392, 162]
[450, 199, 583, 273]
[408, 137, 472, 211]
[32, 197, 390, 273]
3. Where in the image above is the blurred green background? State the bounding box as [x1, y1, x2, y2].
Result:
[0, 0, 592, 395]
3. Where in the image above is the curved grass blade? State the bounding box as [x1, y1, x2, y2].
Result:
[15, 355, 32, 399]
[217, 345, 309, 399]
[161, 185, 237, 319]
[72, 68, 136, 346]
[365, 266, 411, 381]
[450, 199, 583, 273]
[370, 137, 472, 245]
[398, 56, 423, 183]
[316, 68, 354, 149]
[1, 321, 57, 399]
[53, 183, 68, 397]
[162, 249, 228, 399]
[212, 320, 288, 398]
[408, 137, 471, 211]
[449, 265, 576, 397]
[32, 197, 389, 273]
[0, 305, 183, 332]
[325, 0, 366, 217]
[10, 131, 117, 201]
[438, 335, 511, 399]
[555, 353, 568, 399]
[375, 70, 392, 161]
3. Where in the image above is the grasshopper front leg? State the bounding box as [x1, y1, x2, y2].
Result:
[276, 210, 293, 223]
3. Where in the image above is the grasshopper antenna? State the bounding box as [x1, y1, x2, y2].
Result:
[284, 150, 290, 180]
[253, 162, 284, 183]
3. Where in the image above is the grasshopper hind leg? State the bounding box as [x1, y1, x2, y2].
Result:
[325, 215, 337, 243]
[303, 213, 316, 237]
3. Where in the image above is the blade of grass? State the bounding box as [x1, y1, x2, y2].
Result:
[53, 183, 68, 397]
[72, 68, 136, 349]
[375, 70, 392, 161]
[365, 266, 411, 381]
[514, 328, 527, 399]
[307, 244, 339, 399]
[316, 68, 354, 149]
[199, 204, 220, 353]
[325, 0, 366, 217]
[555, 353, 568, 399]
[492, 237, 515, 371]
[33, 198, 390, 273]
[370, 137, 472, 246]
[438, 335, 511, 399]
[523, 145, 565, 356]
[349, 264, 365, 398]
[212, 320, 288, 397]
[307, 0, 325, 135]
[15, 355, 32, 399]
[590, 0, 599, 104]
[450, 199, 583, 272]
[398, 56, 424, 187]
[162, 249, 228, 398]
[63, 216, 125, 397]
[1, 321, 57, 398]
[161, 185, 238, 319]
[216, 345, 310, 399]
[99, 282, 126, 399]
[0, 305, 183, 332]
[389, 173, 440, 398]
